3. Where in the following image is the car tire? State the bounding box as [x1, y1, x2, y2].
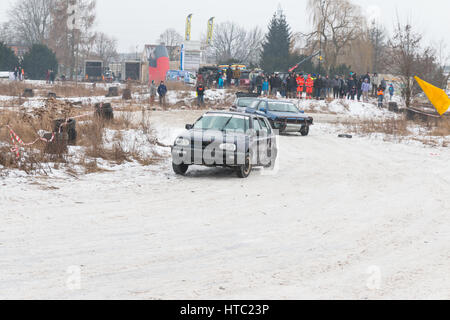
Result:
[264, 146, 278, 168]
[237, 154, 252, 178]
[300, 125, 310, 136]
[172, 162, 189, 175]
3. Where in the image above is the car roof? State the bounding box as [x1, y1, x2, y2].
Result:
[205, 111, 262, 118]
[258, 99, 295, 104]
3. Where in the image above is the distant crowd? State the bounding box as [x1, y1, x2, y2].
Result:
[11, 67, 25, 81]
[200, 66, 396, 108]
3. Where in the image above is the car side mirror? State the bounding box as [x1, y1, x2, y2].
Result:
[185, 124, 193, 130]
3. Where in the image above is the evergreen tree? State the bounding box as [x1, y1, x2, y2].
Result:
[0, 42, 19, 71]
[21, 44, 58, 80]
[261, 11, 291, 73]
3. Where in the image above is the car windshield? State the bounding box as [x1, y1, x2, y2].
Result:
[267, 102, 299, 113]
[248, 100, 260, 110]
[193, 114, 248, 132]
[237, 98, 257, 108]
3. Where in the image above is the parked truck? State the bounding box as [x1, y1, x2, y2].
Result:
[84, 60, 103, 82]
[110, 61, 141, 82]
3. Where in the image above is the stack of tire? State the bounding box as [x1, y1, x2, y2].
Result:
[95, 102, 114, 120]
[23, 89, 34, 97]
[122, 89, 132, 100]
[53, 119, 77, 145]
[43, 132, 68, 154]
[106, 87, 119, 97]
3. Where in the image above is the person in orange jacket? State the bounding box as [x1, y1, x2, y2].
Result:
[296, 74, 305, 99]
[305, 75, 314, 100]
[377, 85, 384, 108]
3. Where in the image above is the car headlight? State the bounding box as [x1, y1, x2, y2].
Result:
[175, 137, 190, 146]
[219, 143, 237, 152]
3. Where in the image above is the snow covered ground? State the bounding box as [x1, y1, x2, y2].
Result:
[1, 109, 450, 299]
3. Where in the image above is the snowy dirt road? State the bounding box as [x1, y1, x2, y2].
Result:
[1, 110, 450, 299]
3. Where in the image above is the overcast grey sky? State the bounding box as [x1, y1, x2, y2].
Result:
[1, 0, 449, 52]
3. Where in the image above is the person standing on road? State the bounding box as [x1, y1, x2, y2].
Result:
[314, 75, 323, 100]
[361, 78, 371, 102]
[372, 73, 379, 97]
[296, 73, 305, 99]
[233, 67, 241, 87]
[150, 80, 157, 105]
[49, 70, 56, 84]
[381, 78, 387, 92]
[256, 73, 263, 96]
[196, 82, 205, 107]
[262, 76, 269, 97]
[305, 75, 314, 100]
[226, 66, 233, 87]
[332, 75, 339, 99]
[157, 81, 168, 108]
[388, 84, 394, 101]
[289, 73, 297, 99]
[377, 85, 384, 108]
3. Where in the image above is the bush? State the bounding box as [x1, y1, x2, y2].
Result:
[21, 44, 58, 80]
[0, 42, 19, 71]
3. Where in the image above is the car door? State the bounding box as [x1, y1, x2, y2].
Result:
[250, 117, 264, 165]
[258, 117, 274, 164]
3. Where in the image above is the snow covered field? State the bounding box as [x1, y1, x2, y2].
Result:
[1, 108, 450, 300]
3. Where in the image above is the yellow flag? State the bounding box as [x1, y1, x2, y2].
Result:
[414, 76, 450, 115]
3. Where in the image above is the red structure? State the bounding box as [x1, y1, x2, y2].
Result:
[147, 45, 170, 83]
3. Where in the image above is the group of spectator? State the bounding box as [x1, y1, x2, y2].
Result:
[150, 80, 168, 108]
[46, 70, 56, 84]
[12, 67, 24, 81]
[248, 71, 395, 108]
[155, 66, 397, 109]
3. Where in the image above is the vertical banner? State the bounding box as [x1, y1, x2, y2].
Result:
[180, 43, 185, 71]
[207, 17, 215, 46]
[185, 14, 193, 41]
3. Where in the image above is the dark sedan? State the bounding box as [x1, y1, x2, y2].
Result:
[171, 111, 277, 178]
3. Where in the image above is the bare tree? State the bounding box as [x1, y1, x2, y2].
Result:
[47, 0, 96, 79]
[211, 22, 263, 65]
[93, 32, 118, 65]
[306, 0, 365, 71]
[368, 20, 387, 73]
[9, 0, 55, 45]
[0, 22, 16, 44]
[158, 28, 183, 60]
[386, 18, 423, 108]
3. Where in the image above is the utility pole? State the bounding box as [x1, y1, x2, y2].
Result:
[318, 0, 326, 74]
[67, 0, 80, 84]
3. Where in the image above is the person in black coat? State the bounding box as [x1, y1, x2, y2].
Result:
[288, 74, 297, 98]
[314, 75, 323, 99]
[226, 67, 233, 87]
[196, 82, 205, 106]
[255, 74, 263, 96]
[157, 81, 168, 107]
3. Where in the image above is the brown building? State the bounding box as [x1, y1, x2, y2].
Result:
[7, 44, 30, 59]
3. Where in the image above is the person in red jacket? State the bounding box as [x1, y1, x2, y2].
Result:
[196, 82, 205, 106]
[296, 74, 305, 99]
[305, 75, 314, 100]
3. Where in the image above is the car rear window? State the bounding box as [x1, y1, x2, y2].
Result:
[237, 98, 256, 108]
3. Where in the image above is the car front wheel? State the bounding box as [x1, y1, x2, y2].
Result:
[237, 154, 252, 178]
[173, 162, 189, 175]
[300, 125, 310, 136]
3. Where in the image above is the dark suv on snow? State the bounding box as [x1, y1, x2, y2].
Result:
[171, 111, 278, 178]
[245, 99, 314, 136]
